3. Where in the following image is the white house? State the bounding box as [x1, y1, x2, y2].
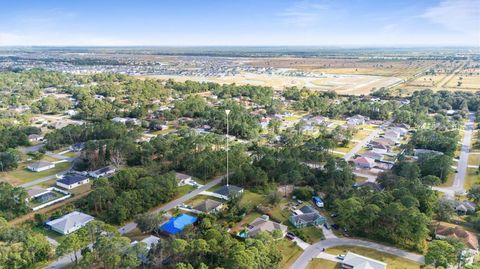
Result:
[89, 166, 116, 178]
[56, 174, 90, 190]
[341, 252, 386, 269]
[28, 134, 44, 142]
[46, 211, 94, 235]
[352, 156, 376, 169]
[27, 161, 55, 172]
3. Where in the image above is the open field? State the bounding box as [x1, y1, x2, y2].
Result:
[463, 168, 479, 190]
[0, 162, 71, 185]
[445, 75, 480, 90]
[325, 246, 420, 269]
[408, 74, 447, 87]
[139, 72, 402, 95]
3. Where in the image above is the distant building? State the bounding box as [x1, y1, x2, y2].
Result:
[435, 224, 478, 250]
[28, 134, 43, 142]
[289, 205, 326, 228]
[341, 252, 387, 269]
[27, 161, 55, 172]
[347, 115, 369, 126]
[46, 211, 94, 235]
[246, 215, 288, 238]
[56, 174, 90, 190]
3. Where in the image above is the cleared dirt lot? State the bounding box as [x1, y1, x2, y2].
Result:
[142, 72, 401, 95]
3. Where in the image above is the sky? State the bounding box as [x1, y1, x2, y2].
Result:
[0, 0, 479, 47]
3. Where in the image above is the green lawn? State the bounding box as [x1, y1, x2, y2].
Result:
[8, 162, 71, 183]
[63, 151, 79, 158]
[325, 246, 420, 269]
[355, 176, 368, 183]
[353, 129, 373, 140]
[468, 154, 480, 166]
[464, 168, 480, 190]
[334, 142, 356, 153]
[276, 239, 303, 269]
[231, 211, 262, 233]
[294, 226, 324, 244]
[269, 199, 291, 224]
[307, 259, 339, 269]
[239, 191, 266, 208]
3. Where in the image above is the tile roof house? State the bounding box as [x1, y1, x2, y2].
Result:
[352, 156, 376, 169]
[341, 252, 387, 269]
[214, 185, 244, 200]
[369, 142, 391, 153]
[27, 161, 55, 172]
[56, 174, 90, 190]
[247, 215, 288, 238]
[435, 224, 478, 250]
[193, 199, 223, 213]
[383, 130, 400, 142]
[46, 211, 94, 235]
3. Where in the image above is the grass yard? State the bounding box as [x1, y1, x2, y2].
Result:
[6, 162, 71, 183]
[334, 142, 356, 153]
[239, 191, 266, 208]
[177, 185, 196, 197]
[464, 168, 479, 190]
[355, 176, 368, 183]
[307, 259, 339, 269]
[276, 239, 303, 269]
[269, 199, 291, 224]
[468, 154, 480, 166]
[294, 226, 324, 244]
[63, 151, 79, 158]
[352, 129, 373, 140]
[325, 246, 420, 269]
[231, 211, 262, 233]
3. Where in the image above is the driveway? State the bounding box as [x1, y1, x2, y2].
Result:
[290, 238, 424, 269]
[293, 237, 311, 250]
[20, 168, 72, 188]
[44, 175, 225, 268]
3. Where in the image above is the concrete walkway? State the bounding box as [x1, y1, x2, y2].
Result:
[293, 237, 311, 250]
[317, 252, 340, 262]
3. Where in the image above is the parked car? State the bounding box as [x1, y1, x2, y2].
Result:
[286, 232, 296, 240]
[331, 224, 340, 230]
[337, 254, 346, 260]
[323, 223, 331, 229]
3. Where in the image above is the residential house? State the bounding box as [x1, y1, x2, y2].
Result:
[214, 185, 244, 200]
[28, 134, 43, 142]
[389, 127, 408, 136]
[111, 117, 141, 126]
[341, 252, 387, 269]
[56, 174, 90, 190]
[369, 142, 391, 154]
[175, 172, 193, 186]
[160, 214, 198, 235]
[352, 156, 376, 169]
[374, 137, 396, 147]
[193, 199, 223, 214]
[451, 200, 477, 215]
[383, 130, 400, 142]
[361, 151, 383, 161]
[27, 161, 55, 172]
[131, 235, 160, 250]
[347, 115, 368, 126]
[46, 211, 94, 235]
[246, 215, 288, 238]
[26, 187, 51, 201]
[89, 166, 116, 178]
[70, 142, 85, 152]
[289, 205, 326, 228]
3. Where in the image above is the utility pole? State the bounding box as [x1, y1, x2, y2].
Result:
[225, 109, 230, 186]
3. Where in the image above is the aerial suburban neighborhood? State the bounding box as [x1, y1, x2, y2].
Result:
[0, 1, 480, 269]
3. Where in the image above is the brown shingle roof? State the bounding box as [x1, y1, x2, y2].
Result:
[436, 224, 478, 250]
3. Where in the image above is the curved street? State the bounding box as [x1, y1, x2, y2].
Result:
[290, 237, 425, 269]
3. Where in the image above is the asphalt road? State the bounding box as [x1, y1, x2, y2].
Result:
[44, 174, 225, 269]
[290, 238, 425, 269]
[433, 112, 475, 196]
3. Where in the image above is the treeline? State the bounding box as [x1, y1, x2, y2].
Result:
[44, 121, 140, 150]
[0, 218, 52, 268]
[335, 165, 436, 251]
[81, 169, 177, 224]
[409, 129, 459, 156]
[0, 182, 30, 220]
[0, 126, 40, 151]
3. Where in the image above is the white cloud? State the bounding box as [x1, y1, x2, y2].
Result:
[278, 0, 328, 27]
[422, 0, 480, 39]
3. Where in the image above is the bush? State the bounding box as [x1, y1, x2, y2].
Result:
[292, 186, 314, 201]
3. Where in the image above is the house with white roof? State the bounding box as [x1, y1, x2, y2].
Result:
[341, 252, 387, 269]
[27, 161, 55, 172]
[46, 211, 94, 235]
